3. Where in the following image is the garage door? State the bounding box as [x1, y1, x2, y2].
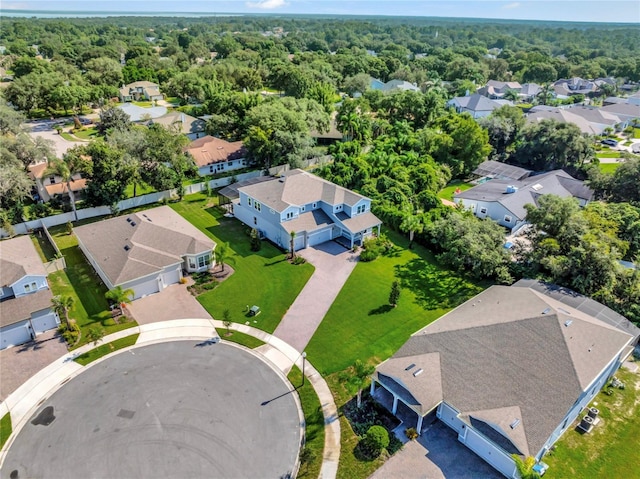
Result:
[1, 322, 32, 350]
[132, 278, 160, 299]
[463, 428, 515, 477]
[308, 228, 332, 247]
[161, 268, 181, 288]
[31, 311, 60, 334]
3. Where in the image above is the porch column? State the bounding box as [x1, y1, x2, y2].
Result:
[392, 395, 399, 415]
[370, 380, 376, 395]
[417, 414, 424, 434]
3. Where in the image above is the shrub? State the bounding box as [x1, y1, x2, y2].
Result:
[59, 322, 80, 345]
[405, 427, 418, 440]
[292, 256, 306, 265]
[250, 228, 261, 252]
[365, 425, 389, 455]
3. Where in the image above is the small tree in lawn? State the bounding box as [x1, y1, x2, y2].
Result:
[105, 286, 135, 315]
[340, 359, 375, 408]
[250, 228, 261, 251]
[51, 295, 75, 329]
[215, 243, 229, 272]
[87, 326, 105, 346]
[290, 231, 297, 260]
[389, 280, 400, 307]
[222, 309, 232, 336]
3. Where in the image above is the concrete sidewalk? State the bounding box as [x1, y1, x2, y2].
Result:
[0, 319, 340, 479]
[274, 241, 358, 352]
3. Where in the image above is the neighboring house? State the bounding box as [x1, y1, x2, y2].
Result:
[453, 170, 593, 231]
[472, 160, 532, 182]
[563, 105, 625, 132]
[310, 114, 344, 145]
[119, 81, 163, 103]
[447, 94, 502, 119]
[477, 80, 522, 99]
[185, 135, 249, 177]
[369, 77, 420, 93]
[519, 83, 542, 102]
[526, 107, 605, 135]
[553, 77, 597, 97]
[232, 169, 382, 251]
[117, 103, 168, 122]
[152, 111, 206, 140]
[628, 91, 640, 106]
[600, 103, 640, 124]
[603, 96, 628, 106]
[74, 206, 216, 300]
[28, 161, 87, 202]
[0, 236, 60, 350]
[371, 280, 638, 478]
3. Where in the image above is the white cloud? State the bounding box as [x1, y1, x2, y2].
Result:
[503, 2, 521, 9]
[246, 0, 288, 9]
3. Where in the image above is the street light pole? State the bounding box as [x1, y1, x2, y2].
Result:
[301, 351, 307, 387]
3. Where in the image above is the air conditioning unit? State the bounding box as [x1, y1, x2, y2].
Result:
[588, 407, 599, 419]
[580, 415, 594, 430]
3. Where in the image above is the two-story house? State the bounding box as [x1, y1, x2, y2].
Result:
[185, 135, 249, 177]
[119, 81, 163, 103]
[232, 169, 382, 251]
[0, 236, 60, 350]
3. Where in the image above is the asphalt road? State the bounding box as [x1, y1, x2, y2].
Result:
[1, 341, 302, 479]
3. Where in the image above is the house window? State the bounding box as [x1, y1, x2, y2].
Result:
[228, 161, 233, 166]
[504, 215, 512, 223]
[254, 202, 261, 212]
[301, 206, 305, 212]
[480, 207, 487, 214]
[216, 163, 224, 171]
[286, 211, 294, 219]
[357, 204, 366, 214]
[24, 284, 31, 292]
[313, 202, 317, 208]
[209, 166, 214, 173]
[189, 258, 196, 269]
[49, 176, 56, 184]
[197, 254, 211, 268]
[253, 216, 257, 225]
[335, 205, 342, 212]
[248, 198, 252, 207]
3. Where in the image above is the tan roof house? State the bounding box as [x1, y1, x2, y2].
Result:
[74, 206, 216, 300]
[28, 161, 87, 202]
[372, 281, 638, 477]
[119, 81, 163, 103]
[185, 135, 249, 176]
[0, 236, 60, 350]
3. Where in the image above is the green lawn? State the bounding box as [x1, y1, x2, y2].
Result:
[596, 152, 622, 159]
[73, 127, 98, 140]
[0, 413, 11, 450]
[74, 334, 140, 366]
[60, 132, 81, 142]
[634, 128, 640, 139]
[288, 366, 325, 479]
[437, 180, 473, 201]
[48, 226, 138, 349]
[598, 163, 621, 174]
[31, 232, 58, 261]
[124, 182, 157, 199]
[170, 193, 314, 333]
[544, 367, 640, 479]
[306, 229, 485, 375]
[221, 330, 265, 349]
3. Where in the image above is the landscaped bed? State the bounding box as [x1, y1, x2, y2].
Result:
[170, 193, 314, 333]
[543, 366, 640, 479]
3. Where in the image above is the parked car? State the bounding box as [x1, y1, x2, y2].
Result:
[78, 117, 93, 125]
[601, 138, 618, 147]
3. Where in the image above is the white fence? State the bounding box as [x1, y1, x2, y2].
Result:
[44, 257, 67, 274]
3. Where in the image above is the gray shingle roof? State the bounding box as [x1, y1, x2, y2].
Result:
[455, 170, 593, 220]
[452, 94, 501, 112]
[74, 206, 215, 286]
[376, 285, 634, 457]
[281, 209, 333, 234]
[238, 170, 367, 213]
[0, 288, 54, 327]
[0, 236, 47, 286]
[335, 211, 382, 234]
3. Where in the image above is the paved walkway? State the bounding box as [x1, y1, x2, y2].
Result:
[0, 319, 340, 479]
[274, 241, 358, 352]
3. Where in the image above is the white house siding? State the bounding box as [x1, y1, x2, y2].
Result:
[30, 309, 60, 334]
[160, 265, 182, 289]
[437, 403, 467, 435]
[0, 321, 33, 350]
[197, 158, 247, 177]
[234, 201, 286, 249]
[12, 275, 48, 297]
[457, 199, 521, 230]
[461, 427, 517, 478]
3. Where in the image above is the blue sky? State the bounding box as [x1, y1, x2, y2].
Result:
[2, 1, 639, 23]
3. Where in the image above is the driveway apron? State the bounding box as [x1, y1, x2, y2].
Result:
[273, 241, 358, 353]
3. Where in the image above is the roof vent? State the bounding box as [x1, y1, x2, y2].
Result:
[564, 320, 573, 327]
[531, 183, 543, 191]
[413, 368, 424, 377]
[130, 221, 136, 227]
[505, 185, 518, 194]
[126, 217, 132, 223]
[558, 307, 571, 315]
[510, 419, 521, 429]
[405, 363, 416, 371]
[124, 245, 130, 251]
[541, 307, 551, 315]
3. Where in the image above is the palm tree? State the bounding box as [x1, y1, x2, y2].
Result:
[400, 213, 423, 249]
[215, 243, 229, 272]
[105, 286, 135, 314]
[290, 231, 297, 260]
[503, 88, 520, 102]
[42, 147, 90, 221]
[51, 295, 75, 329]
[511, 455, 541, 479]
[342, 360, 375, 408]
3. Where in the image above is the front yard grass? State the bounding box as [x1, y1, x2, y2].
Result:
[598, 163, 621, 174]
[0, 413, 11, 450]
[288, 366, 325, 479]
[74, 334, 140, 366]
[543, 366, 640, 479]
[170, 193, 314, 333]
[596, 151, 622, 159]
[437, 180, 473, 201]
[221, 330, 265, 349]
[48, 226, 138, 349]
[72, 127, 98, 140]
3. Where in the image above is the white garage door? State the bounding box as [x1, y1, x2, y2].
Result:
[161, 269, 181, 288]
[132, 279, 160, 299]
[31, 311, 60, 334]
[308, 228, 332, 247]
[464, 428, 515, 477]
[1, 322, 32, 350]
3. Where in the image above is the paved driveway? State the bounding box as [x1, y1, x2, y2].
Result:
[127, 283, 213, 325]
[368, 421, 502, 479]
[273, 241, 358, 352]
[2, 341, 302, 479]
[25, 119, 81, 158]
[0, 330, 68, 402]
